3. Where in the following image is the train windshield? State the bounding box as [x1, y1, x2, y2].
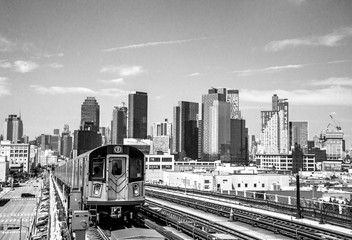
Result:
[110, 157, 124, 176]
[91, 157, 105, 180]
[129, 157, 143, 182]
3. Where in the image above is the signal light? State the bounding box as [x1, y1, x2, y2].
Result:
[133, 184, 140, 197]
[93, 183, 102, 196]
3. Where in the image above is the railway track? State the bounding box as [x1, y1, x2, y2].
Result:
[142, 199, 261, 240]
[146, 188, 352, 240]
[86, 226, 110, 240]
[146, 184, 352, 228]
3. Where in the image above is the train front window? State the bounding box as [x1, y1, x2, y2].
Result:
[91, 157, 105, 180]
[110, 157, 124, 176]
[129, 158, 143, 182]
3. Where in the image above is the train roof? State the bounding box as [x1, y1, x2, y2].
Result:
[76, 144, 145, 159]
[111, 228, 164, 240]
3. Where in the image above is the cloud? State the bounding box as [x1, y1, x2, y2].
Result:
[264, 27, 352, 52]
[46, 62, 64, 69]
[233, 64, 303, 76]
[0, 77, 10, 97]
[33, 52, 65, 59]
[102, 36, 220, 51]
[241, 86, 352, 106]
[100, 65, 144, 77]
[0, 35, 15, 52]
[30, 85, 129, 97]
[13, 60, 38, 73]
[186, 72, 201, 77]
[308, 77, 352, 87]
[97, 78, 125, 84]
[0, 60, 12, 69]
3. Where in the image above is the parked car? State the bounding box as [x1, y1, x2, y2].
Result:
[21, 193, 35, 198]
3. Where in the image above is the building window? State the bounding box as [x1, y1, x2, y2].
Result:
[161, 165, 172, 169]
[149, 165, 160, 169]
[245, 183, 248, 188]
[254, 183, 257, 188]
[149, 157, 160, 162]
[204, 180, 210, 184]
[162, 158, 172, 162]
[262, 183, 265, 187]
[238, 183, 241, 188]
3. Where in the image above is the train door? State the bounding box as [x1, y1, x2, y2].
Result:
[108, 156, 128, 200]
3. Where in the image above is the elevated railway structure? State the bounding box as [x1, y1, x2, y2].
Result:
[146, 186, 352, 240]
[146, 183, 352, 228]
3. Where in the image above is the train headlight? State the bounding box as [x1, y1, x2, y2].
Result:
[93, 183, 102, 196]
[133, 184, 140, 197]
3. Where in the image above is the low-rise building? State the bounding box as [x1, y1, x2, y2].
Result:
[161, 171, 289, 191]
[0, 156, 9, 184]
[0, 140, 30, 172]
[256, 153, 316, 172]
[145, 154, 174, 182]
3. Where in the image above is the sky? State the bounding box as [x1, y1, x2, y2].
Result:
[0, 0, 351, 148]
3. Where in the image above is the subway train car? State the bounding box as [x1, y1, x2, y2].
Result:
[53, 145, 145, 224]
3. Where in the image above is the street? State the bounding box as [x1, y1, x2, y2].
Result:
[0, 179, 42, 240]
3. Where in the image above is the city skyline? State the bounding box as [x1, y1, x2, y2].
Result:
[0, 1, 351, 147]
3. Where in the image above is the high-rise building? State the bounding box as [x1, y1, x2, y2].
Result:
[152, 119, 172, 137]
[80, 97, 100, 132]
[201, 88, 227, 159]
[53, 129, 60, 135]
[259, 94, 289, 154]
[60, 124, 72, 158]
[4, 114, 23, 143]
[128, 92, 148, 139]
[226, 89, 241, 119]
[61, 134, 72, 158]
[51, 129, 61, 155]
[229, 119, 248, 165]
[99, 127, 110, 145]
[73, 97, 102, 157]
[172, 102, 199, 160]
[111, 106, 127, 144]
[209, 100, 230, 156]
[289, 121, 308, 153]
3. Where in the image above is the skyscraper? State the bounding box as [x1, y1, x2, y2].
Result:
[289, 121, 308, 153]
[201, 88, 227, 159]
[259, 94, 289, 154]
[111, 106, 127, 144]
[172, 101, 199, 159]
[230, 119, 249, 165]
[80, 97, 100, 132]
[226, 89, 241, 119]
[4, 114, 23, 143]
[73, 97, 102, 157]
[61, 124, 72, 158]
[128, 92, 148, 139]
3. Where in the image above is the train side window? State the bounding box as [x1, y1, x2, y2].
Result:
[91, 158, 105, 179]
[129, 158, 143, 182]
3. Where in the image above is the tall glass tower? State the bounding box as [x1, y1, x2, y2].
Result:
[172, 101, 199, 159]
[128, 92, 148, 139]
[4, 114, 23, 143]
[111, 106, 127, 144]
[80, 97, 100, 132]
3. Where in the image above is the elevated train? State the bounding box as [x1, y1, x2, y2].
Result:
[53, 145, 145, 225]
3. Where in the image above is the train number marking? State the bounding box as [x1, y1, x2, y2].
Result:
[114, 146, 122, 153]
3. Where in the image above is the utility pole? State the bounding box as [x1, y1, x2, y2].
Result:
[19, 218, 22, 240]
[296, 174, 302, 219]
